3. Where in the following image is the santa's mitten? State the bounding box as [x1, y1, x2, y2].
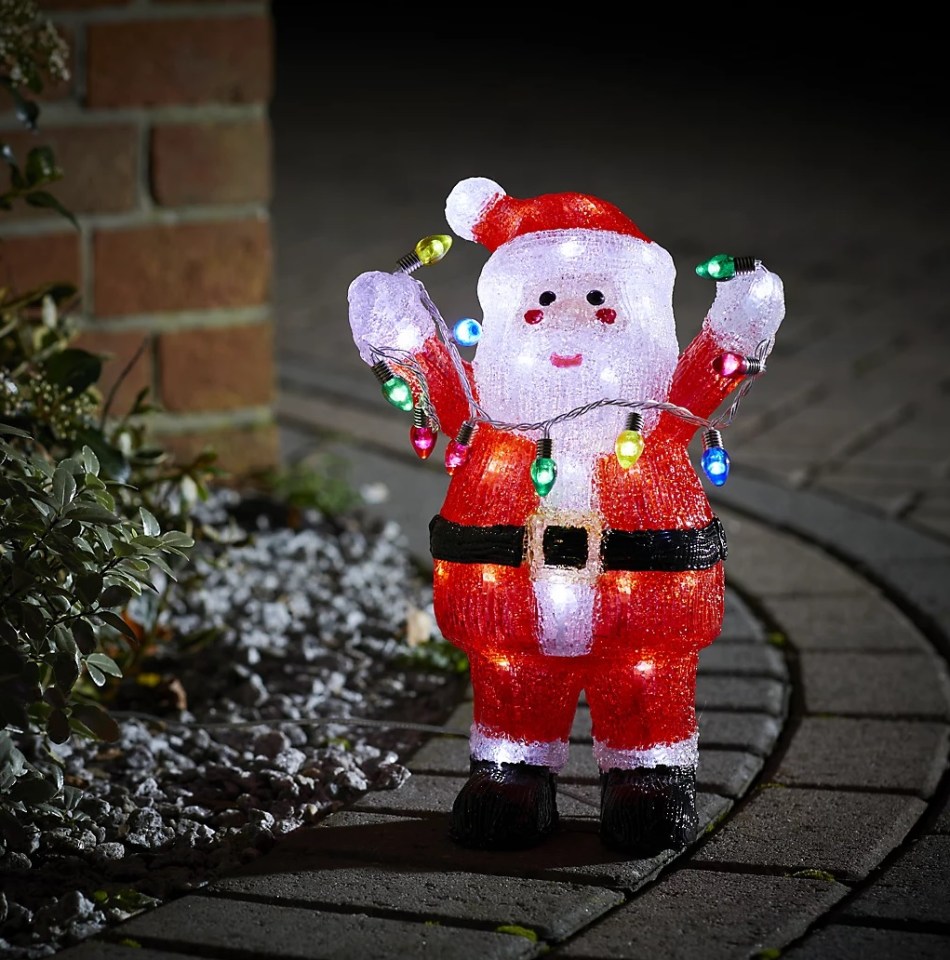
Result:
[449, 759, 558, 850]
[347, 270, 433, 365]
[600, 765, 698, 857]
[705, 262, 785, 357]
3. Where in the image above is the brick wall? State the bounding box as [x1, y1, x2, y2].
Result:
[0, 0, 278, 476]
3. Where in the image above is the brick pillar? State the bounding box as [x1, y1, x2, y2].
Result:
[0, 0, 278, 477]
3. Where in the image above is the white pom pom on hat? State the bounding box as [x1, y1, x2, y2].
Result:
[445, 178, 506, 243]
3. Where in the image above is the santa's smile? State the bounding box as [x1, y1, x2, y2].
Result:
[551, 353, 583, 368]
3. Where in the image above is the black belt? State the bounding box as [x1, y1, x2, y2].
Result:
[429, 515, 727, 572]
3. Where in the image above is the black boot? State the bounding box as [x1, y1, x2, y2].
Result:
[600, 764, 698, 857]
[449, 759, 559, 850]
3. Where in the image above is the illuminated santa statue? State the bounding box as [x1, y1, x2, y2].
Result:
[348, 177, 785, 856]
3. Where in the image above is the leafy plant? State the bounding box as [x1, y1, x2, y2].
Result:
[0, 425, 194, 807]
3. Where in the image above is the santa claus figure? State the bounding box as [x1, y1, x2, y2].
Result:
[348, 177, 785, 856]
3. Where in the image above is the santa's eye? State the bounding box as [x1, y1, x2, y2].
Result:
[538, 291, 556, 306]
[587, 290, 606, 305]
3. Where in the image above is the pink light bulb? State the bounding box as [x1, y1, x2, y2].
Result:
[444, 439, 470, 473]
[713, 352, 745, 377]
[410, 424, 437, 460]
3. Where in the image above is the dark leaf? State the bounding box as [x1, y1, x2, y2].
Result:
[25, 146, 59, 186]
[72, 618, 96, 654]
[0, 422, 32, 438]
[65, 502, 121, 524]
[24, 190, 77, 228]
[43, 349, 102, 395]
[43, 685, 68, 709]
[9, 774, 59, 803]
[75, 571, 103, 605]
[99, 584, 132, 608]
[71, 703, 120, 742]
[19, 603, 47, 642]
[53, 652, 80, 693]
[47, 709, 70, 744]
[97, 609, 139, 644]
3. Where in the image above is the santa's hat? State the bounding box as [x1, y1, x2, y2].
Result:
[445, 177, 652, 253]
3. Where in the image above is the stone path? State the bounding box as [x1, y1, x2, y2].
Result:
[52, 467, 950, 959]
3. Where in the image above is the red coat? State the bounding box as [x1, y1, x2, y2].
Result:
[416, 322, 740, 662]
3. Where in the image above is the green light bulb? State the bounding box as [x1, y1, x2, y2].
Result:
[530, 457, 557, 497]
[615, 430, 645, 470]
[695, 253, 737, 281]
[381, 375, 413, 412]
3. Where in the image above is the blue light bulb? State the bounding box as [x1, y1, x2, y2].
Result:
[701, 447, 730, 486]
[452, 317, 482, 347]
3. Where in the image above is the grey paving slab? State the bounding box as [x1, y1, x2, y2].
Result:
[553, 869, 848, 960]
[697, 641, 787, 679]
[758, 594, 931, 652]
[115, 895, 542, 960]
[285, 796, 733, 892]
[798, 651, 950, 718]
[696, 750, 765, 799]
[698, 710, 785, 755]
[695, 675, 789, 715]
[931, 793, 950, 834]
[210, 861, 624, 942]
[719, 590, 768, 642]
[840, 834, 950, 926]
[877, 556, 950, 637]
[714, 474, 950, 565]
[782, 923, 950, 960]
[716, 511, 881, 598]
[772, 717, 949, 796]
[692, 787, 927, 881]
[48, 945, 208, 960]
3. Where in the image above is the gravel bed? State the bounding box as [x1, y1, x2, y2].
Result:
[0, 490, 466, 958]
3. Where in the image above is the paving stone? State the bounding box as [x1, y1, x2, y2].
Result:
[411, 735, 472, 775]
[698, 641, 788, 679]
[798, 651, 950, 718]
[716, 475, 950, 566]
[719, 589, 767, 642]
[877, 556, 950, 638]
[773, 717, 949, 796]
[759, 594, 930, 652]
[696, 750, 765, 798]
[116, 895, 541, 959]
[211, 860, 624, 943]
[717, 511, 878, 597]
[554, 869, 847, 960]
[49, 945, 208, 959]
[695, 675, 789, 715]
[692, 787, 926, 880]
[283, 795, 732, 893]
[782, 923, 950, 960]
[840, 835, 950, 926]
[698, 710, 784, 756]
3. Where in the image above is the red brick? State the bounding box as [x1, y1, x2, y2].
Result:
[157, 322, 274, 413]
[72, 328, 153, 417]
[93, 219, 271, 316]
[86, 17, 273, 108]
[0, 125, 138, 219]
[155, 422, 279, 478]
[151, 119, 271, 207]
[0, 232, 80, 296]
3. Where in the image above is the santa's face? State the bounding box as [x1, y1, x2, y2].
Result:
[472, 230, 680, 432]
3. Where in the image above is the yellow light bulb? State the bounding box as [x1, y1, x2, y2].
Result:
[415, 234, 452, 267]
[615, 430, 645, 470]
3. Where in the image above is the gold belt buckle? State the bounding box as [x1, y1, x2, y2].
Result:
[526, 509, 604, 585]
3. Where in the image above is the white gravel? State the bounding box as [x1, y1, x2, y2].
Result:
[0, 490, 465, 958]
